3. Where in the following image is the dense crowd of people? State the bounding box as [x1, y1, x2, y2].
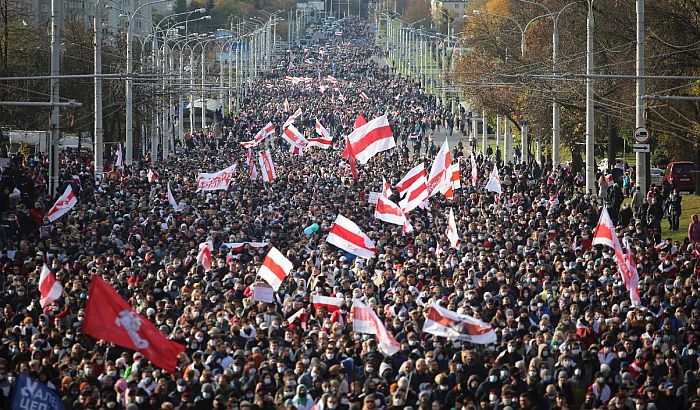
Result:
[0, 16, 700, 410]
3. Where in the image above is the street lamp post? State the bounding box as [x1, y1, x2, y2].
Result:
[125, 0, 168, 166]
[585, 0, 596, 193]
[94, 0, 104, 180]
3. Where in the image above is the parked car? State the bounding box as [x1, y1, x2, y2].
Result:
[650, 168, 664, 186]
[664, 161, 697, 193]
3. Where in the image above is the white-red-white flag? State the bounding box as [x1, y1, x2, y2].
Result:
[326, 214, 377, 259]
[347, 114, 395, 164]
[624, 239, 641, 305]
[396, 164, 429, 213]
[325, 75, 338, 84]
[197, 240, 213, 272]
[283, 98, 290, 112]
[470, 153, 478, 186]
[115, 143, 124, 169]
[167, 182, 181, 211]
[315, 119, 330, 139]
[39, 265, 62, 307]
[319, 84, 329, 94]
[375, 194, 408, 227]
[282, 124, 309, 152]
[423, 301, 497, 344]
[147, 169, 158, 183]
[246, 149, 258, 180]
[359, 91, 369, 101]
[47, 185, 78, 222]
[428, 140, 451, 196]
[352, 299, 400, 356]
[436, 243, 444, 258]
[593, 208, 640, 306]
[258, 149, 277, 182]
[283, 108, 303, 129]
[381, 177, 393, 198]
[312, 295, 344, 313]
[447, 208, 459, 248]
[485, 164, 502, 194]
[440, 163, 461, 199]
[258, 247, 293, 291]
[262, 122, 276, 137]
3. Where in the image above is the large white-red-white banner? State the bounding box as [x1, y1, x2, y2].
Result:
[196, 164, 237, 192]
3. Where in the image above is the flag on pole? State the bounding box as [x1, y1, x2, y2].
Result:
[423, 301, 497, 344]
[283, 98, 290, 112]
[167, 182, 181, 211]
[485, 164, 502, 194]
[381, 177, 393, 198]
[282, 124, 309, 152]
[428, 140, 451, 196]
[197, 240, 213, 272]
[352, 299, 400, 356]
[470, 153, 478, 186]
[247, 149, 258, 180]
[46, 185, 78, 222]
[83, 275, 185, 373]
[375, 194, 408, 227]
[325, 75, 338, 84]
[593, 208, 640, 306]
[354, 114, 367, 129]
[259, 149, 277, 182]
[39, 265, 62, 307]
[359, 91, 369, 101]
[341, 136, 359, 180]
[312, 295, 344, 313]
[115, 143, 124, 169]
[347, 114, 395, 164]
[147, 169, 158, 183]
[326, 214, 377, 259]
[396, 164, 429, 213]
[257, 247, 293, 291]
[447, 208, 459, 248]
[283, 108, 303, 129]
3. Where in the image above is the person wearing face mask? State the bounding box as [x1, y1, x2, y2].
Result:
[194, 382, 215, 410]
[475, 368, 502, 403]
[586, 372, 611, 405]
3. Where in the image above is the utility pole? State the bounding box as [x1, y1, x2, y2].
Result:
[585, 0, 595, 193]
[94, 0, 103, 181]
[495, 114, 501, 150]
[521, 121, 529, 164]
[482, 110, 487, 153]
[552, 15, 560, 167]
[636, 0, 647, 194]
[49, 0, 62, 197]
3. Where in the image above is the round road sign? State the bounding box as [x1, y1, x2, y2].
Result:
[634, 126, 650, 143]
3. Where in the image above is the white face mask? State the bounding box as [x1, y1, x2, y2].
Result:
[489, 394, 498, 402]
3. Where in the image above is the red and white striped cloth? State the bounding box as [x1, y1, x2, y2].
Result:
[262, 122, 275, 137]
[485, 164, 502, 194]
[428, 140, 451, 197]
[593, 207, 640, 306]
[146, 169, 158, 183]
[258, 149, 277, 182]
[447, 208, 459, 248]
[312, 295, 344, 313]
[381, 177, 393, 198]
[197, 240, 213, 272]
[282, 124, 309, 152]
[396, 164, 429, 214]
[325, 75, 338, 84]
[283, 108, 303, 129]
[222, 242, 269, 252]
[359, 91, 369, 101]
[240, 122, 274, 148]
[352, 299, 400, 356]
[347, 114, 395, 164]
[258, 247, 293, 291]
[46, 185, 78, 222]
[375, 193, 408, 227]
[440, 163, 461, 199]
[436, 243, 444, 258]
[423, 301, 497, 344]
[39, 265, 63, 307]
[319, 85, 329, 94]
[283, 98, 290, 112]
[470, 153, 478, 186]
[354, 114, 367, 129]
[247, 149, 258, 180]
[307, 120, 332, 149]
[326, 214, 377, 259]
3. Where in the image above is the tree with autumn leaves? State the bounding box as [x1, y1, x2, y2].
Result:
[452, 0, 700, 167]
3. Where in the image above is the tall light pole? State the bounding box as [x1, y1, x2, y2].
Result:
[49, 0, 62, 197]
[517, 0, 577, 167]
[585, 0, 596, 193]
[94, 0, 104, 180]
[125, 0, 169, 166]
[636, 0, 647, 194]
